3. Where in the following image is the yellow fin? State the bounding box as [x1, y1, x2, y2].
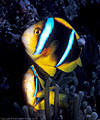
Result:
[36, 63, 56, 77]
[34, 91, 55, 110]
[57, 61, 77, 73]
[34, 46, 57, 76]
[37, 86, 56, 99]
[26, 43, 57, 77]
[76, 57, 82, 67]
[26, 51, 56, 77]
[38, 76, 45, 89]
[34, 91, 67, 110]
[54, 17, 80, 40]
[57, 58, 82, 73]
[34, 99, 45, 110]
[54, 17, 74, 29]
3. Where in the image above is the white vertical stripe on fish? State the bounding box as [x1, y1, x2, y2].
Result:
[34, 18, 54, 55]
[56, 30, 75, 67]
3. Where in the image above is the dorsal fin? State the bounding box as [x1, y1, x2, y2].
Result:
[54, 17, 80, 40]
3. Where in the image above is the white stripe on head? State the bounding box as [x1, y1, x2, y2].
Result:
[34, 18, 54, 55]
[56, 30, 75, 67]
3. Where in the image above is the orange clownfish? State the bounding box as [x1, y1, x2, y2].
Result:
[22, 17, 82, 77]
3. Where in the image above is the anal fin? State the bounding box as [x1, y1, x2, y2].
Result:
[57, 57, 82, 73]
[76, 57, 82, 67]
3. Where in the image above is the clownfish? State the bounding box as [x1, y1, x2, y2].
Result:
[22, 65, 67, 111]
[22, 17, 82, 77]
[22, 17, 82, 111]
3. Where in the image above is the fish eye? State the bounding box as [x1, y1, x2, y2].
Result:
[34, 28, 41, 35]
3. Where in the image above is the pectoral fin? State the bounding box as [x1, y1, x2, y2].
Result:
[37, 63, 56, 77]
